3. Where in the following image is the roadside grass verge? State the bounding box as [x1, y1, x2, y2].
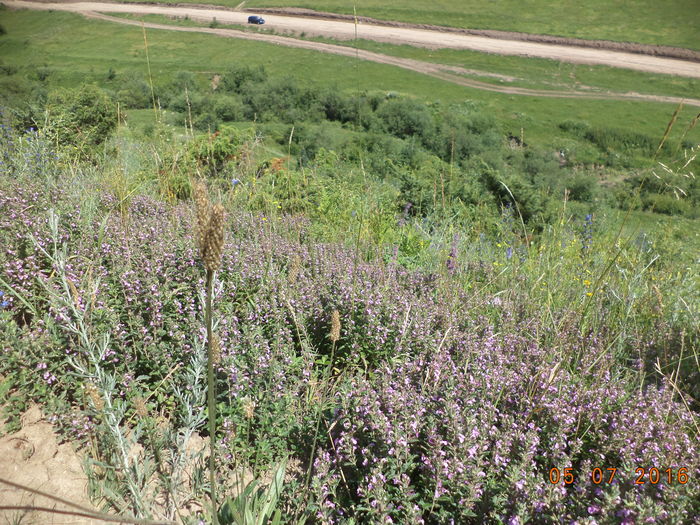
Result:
[2, 10, 699, 156]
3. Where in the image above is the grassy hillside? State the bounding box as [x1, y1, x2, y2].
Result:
[1, 10, 698, 157]
[1, 118, 699, 524]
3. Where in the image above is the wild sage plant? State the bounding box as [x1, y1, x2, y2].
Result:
[32, 209, 151, 516]
[29, 207, 210, 521]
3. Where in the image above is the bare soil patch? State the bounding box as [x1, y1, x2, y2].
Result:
[0, 405, 95, 525]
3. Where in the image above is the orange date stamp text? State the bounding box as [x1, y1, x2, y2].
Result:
[548, 467, 689, 485]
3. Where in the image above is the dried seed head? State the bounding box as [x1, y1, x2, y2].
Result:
[242, 397, 256, 420]
[132, 396, 148, 418]
[308, 378, 322, 403]
[203, 204, 225, 272]
[210, 333, 221, 365]
[225, 421, 237, 440]
[68, 280, 81, 310]
[330, 309, 341, 342]
[288, 254, 301, 284]
[85, 382, 104, 411]
[193, 181, 211, 255]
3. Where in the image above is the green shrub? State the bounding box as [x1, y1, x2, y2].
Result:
[159, 70, 199, 107]
[643, 193, 691, 215]
[192, 111, 219, 132]
[565, 173, 598, 202]
[375, 97, 435, 140]
[319, 87, 359, 123]
[587, 126, 656, 154]
[559, 119, 591, 137]
[220, 64, 268, 94]
[116, 73, 153, 109]
[0, 61, 17, 75]
[31, 66, 53, 83]
[243, 77, 325, 123]
[214, 95, 245, 122]
[46, 83, 118, 151]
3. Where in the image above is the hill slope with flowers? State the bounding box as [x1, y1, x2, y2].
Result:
[1, 119, 698, 522]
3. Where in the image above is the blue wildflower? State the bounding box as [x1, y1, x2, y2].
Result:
[581, 214, 593, 252]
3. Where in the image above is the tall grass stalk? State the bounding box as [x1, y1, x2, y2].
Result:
[654, 101, 683, 159]
[205, 267, 218, 525]
[141, 23, 159, 123]
[193, 181, 225, 525]
[304, 310, 342, 503]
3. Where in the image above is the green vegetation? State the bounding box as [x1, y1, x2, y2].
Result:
[1, 10, 698, 156]
[2, 106, 699, 523]
[116, 0, 700, 49]
[1, 5, 699, 523]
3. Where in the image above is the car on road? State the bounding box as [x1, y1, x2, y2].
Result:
[247, 15, 265, 24]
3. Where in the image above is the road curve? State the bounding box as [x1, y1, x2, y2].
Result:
[6, 0, 700, 79]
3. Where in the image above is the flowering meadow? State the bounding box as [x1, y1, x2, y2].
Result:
[1, 120, 699, 524]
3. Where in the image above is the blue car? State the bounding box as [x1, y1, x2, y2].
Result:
[247, 15, 265, 24]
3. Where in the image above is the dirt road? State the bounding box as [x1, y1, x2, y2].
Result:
[7, 0, 700, 79]
[5, 0, 700, 106]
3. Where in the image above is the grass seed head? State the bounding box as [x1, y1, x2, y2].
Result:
[330, 309, 341, 342]
[242, 397, 256, 420]
[288, 253, 301, 284]
[203, 204, 225, 272]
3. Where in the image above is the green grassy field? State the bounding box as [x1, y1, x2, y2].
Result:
[2, 10, 698, 155]
[111, 12, 700, 101]
[116, 0, 700, 50]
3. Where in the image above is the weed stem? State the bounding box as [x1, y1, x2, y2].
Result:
[205, 269, 219, 525]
